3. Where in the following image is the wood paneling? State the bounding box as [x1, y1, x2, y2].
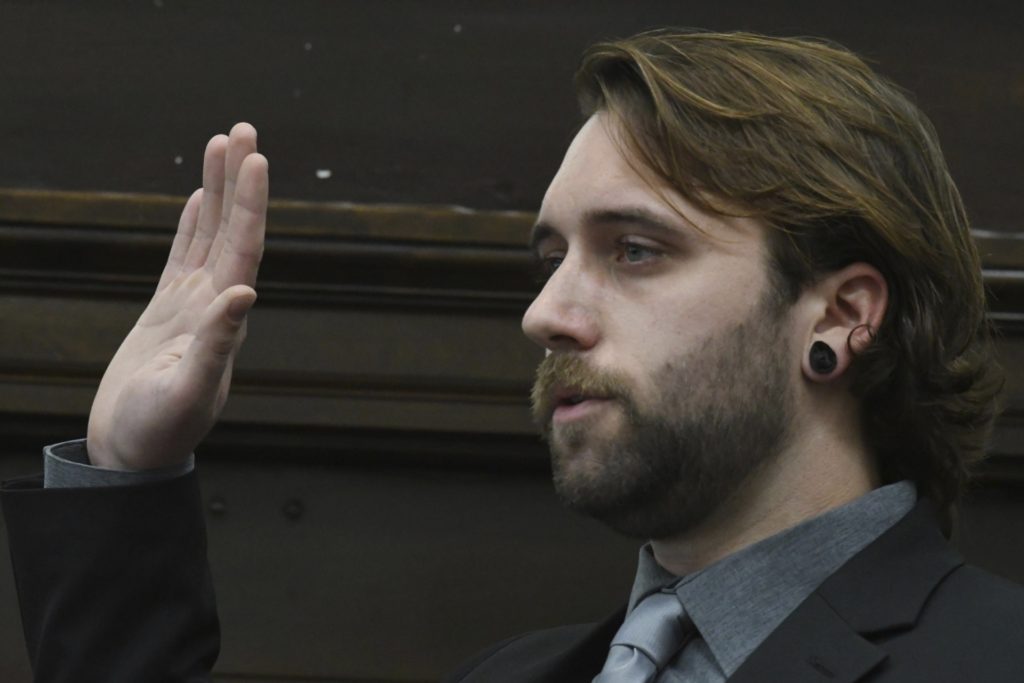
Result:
[0, 1, 1022, 229]
[2, 188, 1023, 443]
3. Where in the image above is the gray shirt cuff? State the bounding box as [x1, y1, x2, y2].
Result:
[44, 439, 195, 488]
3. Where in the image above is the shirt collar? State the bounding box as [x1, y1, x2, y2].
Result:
[625, 480, 917, 677]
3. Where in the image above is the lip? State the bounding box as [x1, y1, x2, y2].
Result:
[552, 397, 614, 424]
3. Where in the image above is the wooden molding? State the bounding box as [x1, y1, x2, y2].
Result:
[0, 187, 534, 244]
[3, 188, 1023, 317]
[0, 188, 538, 313]
[1, 187, 1022, 457]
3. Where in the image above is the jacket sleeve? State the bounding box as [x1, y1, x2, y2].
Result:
[43, 438, 194, 489]
[1, 467, 219, 683]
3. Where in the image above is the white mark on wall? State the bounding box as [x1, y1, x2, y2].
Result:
[316, 169, 332, 180]
[304, 42, 313, 52]
[174, 155, 183, 166]
[453, 24, 463, 34]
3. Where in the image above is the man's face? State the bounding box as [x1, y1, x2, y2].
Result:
[522, 113, 797, 540]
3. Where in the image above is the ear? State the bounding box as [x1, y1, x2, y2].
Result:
[800, 263, 888, 383]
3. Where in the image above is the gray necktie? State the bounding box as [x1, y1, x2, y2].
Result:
[593, 591, 692, 682]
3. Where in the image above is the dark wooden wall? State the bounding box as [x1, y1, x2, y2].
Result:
[1, 2, 1023, 682]
[2, 0, 1023, 228]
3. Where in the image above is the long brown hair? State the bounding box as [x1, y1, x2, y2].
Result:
[575, 29, 1003, 531]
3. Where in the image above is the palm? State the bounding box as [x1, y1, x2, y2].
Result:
[87, 124, 268, 470]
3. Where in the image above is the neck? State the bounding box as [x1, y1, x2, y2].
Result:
[649, 404, 880, 577]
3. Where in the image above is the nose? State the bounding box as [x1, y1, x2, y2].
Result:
[521, 260, 600, 352]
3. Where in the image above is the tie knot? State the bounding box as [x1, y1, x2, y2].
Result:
[611, 591, 690, 668]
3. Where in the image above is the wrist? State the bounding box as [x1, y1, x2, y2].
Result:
[85, 442, 132, 470]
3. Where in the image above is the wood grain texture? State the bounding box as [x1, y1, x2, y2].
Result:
[1, 187, 1023, 444]
[0, 1, 1022, 228]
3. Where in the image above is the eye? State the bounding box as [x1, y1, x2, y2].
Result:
[543, 255, 564, 274]
[534, 253, 564, 281]
[618, 240, 661, 264]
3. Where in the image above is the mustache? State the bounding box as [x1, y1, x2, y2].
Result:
[530, 354, 632, 426]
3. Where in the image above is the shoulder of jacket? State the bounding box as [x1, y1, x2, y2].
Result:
[916, 563, 1024, 641]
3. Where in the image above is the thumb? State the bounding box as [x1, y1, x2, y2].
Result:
[226, 286, 257, 324]
[178, 285, 256, 399]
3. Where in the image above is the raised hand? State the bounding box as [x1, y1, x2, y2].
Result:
[86, 123, 268, 470]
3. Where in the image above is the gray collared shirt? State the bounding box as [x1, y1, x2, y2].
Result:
[624, 481, 917, 681]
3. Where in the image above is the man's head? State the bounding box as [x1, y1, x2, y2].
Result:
[524, 29, 1002, 537]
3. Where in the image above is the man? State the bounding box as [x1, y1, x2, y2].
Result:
[3, 28, 1023, 682]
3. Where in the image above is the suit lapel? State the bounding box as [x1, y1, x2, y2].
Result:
[728, 593, 886, 683]
[459, 606, 623, 683]
[814, 499, 963, 634]
[536, 608, 624, 683]
[729, 499, 963, 683]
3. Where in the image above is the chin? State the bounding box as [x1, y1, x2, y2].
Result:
[554, 478, 721, 541]
[548, 435, 745, 541]
[548, 451, 688, 540]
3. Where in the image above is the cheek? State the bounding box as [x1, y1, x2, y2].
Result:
[610, 303, 703, 390]
[602, 255, 767, 376]
[653, 295, 723, 352]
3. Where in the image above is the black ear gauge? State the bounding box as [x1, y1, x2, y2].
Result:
[809, 341, 837, 375]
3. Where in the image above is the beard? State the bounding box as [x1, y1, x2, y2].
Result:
[531, 289, 794, 540]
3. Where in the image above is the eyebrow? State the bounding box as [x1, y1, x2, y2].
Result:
[528, 206, 682, 254]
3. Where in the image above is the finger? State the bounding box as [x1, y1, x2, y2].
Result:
[214, 322, 247, 406]
[208, 123, 258, 267]
[213, 153, 268, 292]
[183, 134, 228, 270]
[176, 284, 256, 407]
[156, 189, 203, 292]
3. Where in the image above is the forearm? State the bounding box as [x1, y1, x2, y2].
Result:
[0, 123, 262, 681]
[1, 459, 218, 681]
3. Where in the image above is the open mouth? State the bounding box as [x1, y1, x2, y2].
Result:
[551, 390, 612, 422]
[554, 388, 605, 407]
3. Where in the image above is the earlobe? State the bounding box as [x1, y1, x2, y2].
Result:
[803, 334, 855, 383]
[800, 262, 888, 384]
[808, 341, 838, 376]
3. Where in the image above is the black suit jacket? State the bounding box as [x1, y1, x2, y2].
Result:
[444, 498, 1024, 683]
[4, 468, 1024, 682]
